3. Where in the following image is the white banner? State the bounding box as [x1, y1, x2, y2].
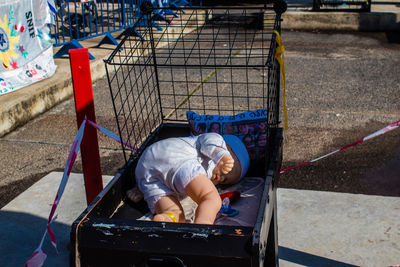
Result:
[0, 0, 57, 95]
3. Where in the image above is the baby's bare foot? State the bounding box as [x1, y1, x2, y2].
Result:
[126, 187, 143, 203]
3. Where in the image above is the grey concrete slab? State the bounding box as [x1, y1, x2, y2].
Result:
[2, 172, 399, 266]
[0, 172, 113, 267]
[278, 188, 400, 266]
[284, 0, 400, 31]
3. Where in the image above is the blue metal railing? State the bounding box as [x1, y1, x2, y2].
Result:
[51, 0, 135, 58]
[50, 0, 196, 59]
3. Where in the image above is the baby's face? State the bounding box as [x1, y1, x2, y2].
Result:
[218, 146, 241, 185]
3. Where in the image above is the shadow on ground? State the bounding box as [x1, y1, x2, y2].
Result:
[279, 246, 357, 266]
[0, 210, 71, 267]
[386, 31, 400, 43]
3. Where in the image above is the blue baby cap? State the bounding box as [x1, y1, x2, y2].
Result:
[222, 135, 250, 179]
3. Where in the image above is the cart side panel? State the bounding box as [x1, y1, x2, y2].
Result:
[71, 126, 283, 266]
[77, 218, 254, 266]
[252, 128, 282, 266]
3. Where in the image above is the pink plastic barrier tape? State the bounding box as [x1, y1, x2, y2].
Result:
[25, 119, 136, 267]
[280, 120, 400, 174]
[25, 119, 87, 267]
[87, 120, 137, 150]
[24, 248, 47, 267]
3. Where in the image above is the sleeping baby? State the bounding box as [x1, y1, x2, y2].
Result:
[127, 133, 249, 225]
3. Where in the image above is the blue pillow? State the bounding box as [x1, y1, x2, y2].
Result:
[186, 109, 268, 161]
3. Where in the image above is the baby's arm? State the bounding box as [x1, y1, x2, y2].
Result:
[185, 173, 222, 224]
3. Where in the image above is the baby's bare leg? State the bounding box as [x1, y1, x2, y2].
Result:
[153, 195, 185, 223]
[185, 174, 222, 225]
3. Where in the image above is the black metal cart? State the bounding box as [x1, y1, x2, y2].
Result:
[71, 2, 286, 266]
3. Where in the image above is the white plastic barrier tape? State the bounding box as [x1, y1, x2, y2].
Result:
[25, 118, 86, 267]
[280, 120, 400, 174]
[25, 118, 137, 267]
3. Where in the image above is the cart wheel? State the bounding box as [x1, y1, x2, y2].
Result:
[361, 1, 371, 12]
[273, 0, 287, 16]
[140, 1, 154, 14]
[313, 0, 321, 11]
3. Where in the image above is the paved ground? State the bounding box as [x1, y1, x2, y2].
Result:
[0, 173, 114, 267]
[0, 1, 400, 266]
[1, 172, 399, 266]
[2, 29, 399, 207]
[279, 30, 400, 196]
[0, 0, 399, 207]
[278, 188, 400, 266]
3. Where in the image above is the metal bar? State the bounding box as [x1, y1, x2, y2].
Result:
[69, 48, 103, 205]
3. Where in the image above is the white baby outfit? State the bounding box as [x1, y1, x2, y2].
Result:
[135, 133, 230, 213]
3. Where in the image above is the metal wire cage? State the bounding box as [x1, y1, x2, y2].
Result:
[105, 3, 285, 163]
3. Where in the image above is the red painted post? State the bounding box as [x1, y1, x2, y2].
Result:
[69, 48, 103, 205]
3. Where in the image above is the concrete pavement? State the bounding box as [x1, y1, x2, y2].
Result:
[283, 0, 400, 31]
[1, 172, 399, 266]
[0, 172, 114, 267]
[278, 188, 400, 266]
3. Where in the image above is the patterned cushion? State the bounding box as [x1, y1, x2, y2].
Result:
[186, 109, 268, 162]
